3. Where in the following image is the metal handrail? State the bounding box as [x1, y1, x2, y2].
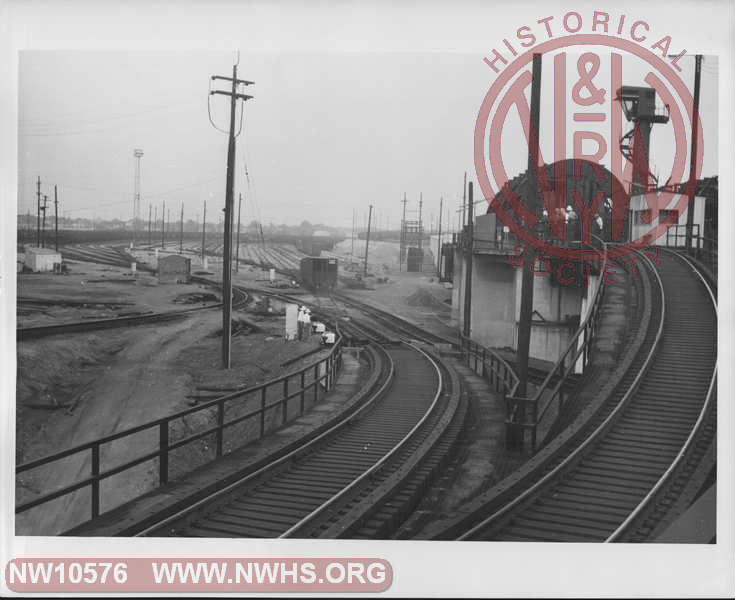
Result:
[16, 332, 344, 521]
[458, 335, 520, 399]
[457, 249, 666, 540]
[506, 234, 608, 451]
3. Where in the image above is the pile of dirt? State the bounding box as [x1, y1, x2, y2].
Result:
[404, 288, 450, 310]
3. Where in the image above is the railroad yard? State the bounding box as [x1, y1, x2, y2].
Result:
[12, 46, 719, 563]
[14, 234, 717, 544]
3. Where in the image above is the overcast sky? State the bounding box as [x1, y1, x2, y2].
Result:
[17, 47, 718, 232]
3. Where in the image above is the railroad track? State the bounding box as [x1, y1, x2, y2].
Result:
[138, 338, 462, 538]
[17, 276, 248, 340]
[451, 249, 716, 542]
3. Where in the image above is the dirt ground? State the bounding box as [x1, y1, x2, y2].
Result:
[15, 256, 327, 535]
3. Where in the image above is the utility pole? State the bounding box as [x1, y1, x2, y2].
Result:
[437, 196, 443, 278]
[364, 204, 373, 277]
[400, 192, 407, 271]
[210, 61, 254, 369]
[36, 176, 41, 247]
[133, 149, 143, 248]
[148, 203, 152, 246]
[40, 195, 48, 248]
[516, 53, 543, 402]
[154, 205, 158, 245]
[202, 200, 207, 263]
[235, 192, 242, 272]
[461, 172, 467, 228]
[685, 54, 702, 253]
[161, 201, 165, 248]
[179, 202, 184, 254]
[54, 185, 59, 251]
[351, 208, 355, 257]
[462, 183, 474, 338]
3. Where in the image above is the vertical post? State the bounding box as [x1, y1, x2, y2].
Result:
[154, 205, 158, 245]
[221, 63, 238, 370]
[41, 195, 47, 248]
[201, 200, 207, 264]
[216, 400, 224, 457]
[159, 422, 169, 485]
[462, 183, 474, 337]
[260, 387, 266, 436]
[351, 208, 355, 257]
[161, 201, 165, 248]
[91, 445, 100, 518]
[685, 54, 702, 253]
[418, 193, 423, 258]
[363, 204, 373, 277]
[437, 196, 443, 277]
[300, 371, 306, 414]
[400, 192, 407, 271]
[36, 176, 41, 247]
[179, 202, 184, 254]
[462, 172, 467, 228]
[516, 52, 542, 400]
[148, 203, 152, 246]
[54, 185, 59, 252]
[235, 192, 242, 272]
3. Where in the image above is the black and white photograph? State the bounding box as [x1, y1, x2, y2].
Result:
[2, 1, 733, 597]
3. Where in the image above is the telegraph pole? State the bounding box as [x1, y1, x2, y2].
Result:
[148, 203, 152, 246]
[462, 183, 473, 337]
[54, 185, 59, 251]
[436, 196, 443, 278]
[36, 176, 41, 247]
[210, 61, 254, 369]
[351, 208, 355, 257]
[400, 192, 407, 271]
[461, 172, 467, 228]
[40, 195, 48, 248]
[154, 205, 158, 245]
[685, 54, 702, 253]
[161, 201, 165, 248]
[364, 204, 373, 277]
[516, 53, 543, 401]
[235, 192, 242, 272]
[133, 149, 143, 248]
[179, 202, 184, 254]
[202, 200, 207, 263]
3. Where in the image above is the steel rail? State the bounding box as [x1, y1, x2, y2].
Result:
[604, 249, 717, 542]
[457, 249, 666, 540]
[134, 344, 396, 536]
[278, 343, 444, 538]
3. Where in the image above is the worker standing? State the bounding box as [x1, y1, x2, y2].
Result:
[297, 305, 305, 341]
[303, 308, 312, 338]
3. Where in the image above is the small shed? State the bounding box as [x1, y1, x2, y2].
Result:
[158, 254, 191, 284]
[25, 247, 62, 272]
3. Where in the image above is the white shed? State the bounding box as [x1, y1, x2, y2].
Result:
[25, 247, 62, 272]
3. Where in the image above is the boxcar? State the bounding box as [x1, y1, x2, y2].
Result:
[300, 257, 338, 292]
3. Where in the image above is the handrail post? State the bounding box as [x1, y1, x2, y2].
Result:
[300, 371, 306, 414]
[159, 422, 169, 485]
[313, 364, 319, 403]
[91, 445, 100, 518]
[283, 377, 289, 424]
[260, 387, 267, 436]
[216, 399, 224, 457]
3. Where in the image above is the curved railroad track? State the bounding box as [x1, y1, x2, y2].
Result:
[139, 339, 461, 538]
[452, 249, 716, 542]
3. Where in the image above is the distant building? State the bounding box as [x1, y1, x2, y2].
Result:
[158, 254, 191, 284]
[25, 247, 62, 272]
